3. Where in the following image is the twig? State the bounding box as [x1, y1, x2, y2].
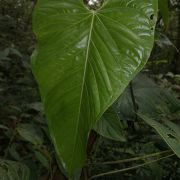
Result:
[90, 153, 175, 179]
[129, 82, 138, 118]
[4, 130, 17, 158]
[89, 149, 172, 166]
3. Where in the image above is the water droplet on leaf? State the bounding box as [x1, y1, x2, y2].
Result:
[83, 0, 104, 10]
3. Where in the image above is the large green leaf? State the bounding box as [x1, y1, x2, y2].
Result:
[117, 73, 180, 119]
[115, 73, 180, 155]
[96, 73, 180, 142]
[32, 0, 157, 177]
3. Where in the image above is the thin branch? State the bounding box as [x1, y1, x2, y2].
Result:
[90, 153, 175, 179]
[129, 82, 138, 131]
[89, 149, 172, 166]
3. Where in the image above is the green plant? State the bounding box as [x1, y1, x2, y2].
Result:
[32, 0, 158, 178]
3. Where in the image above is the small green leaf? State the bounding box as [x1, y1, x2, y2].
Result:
[10, 48, 22, 58]
[0, 124, 8, 130]
[27, 102, 44, 112]
[17, 124, 44, 145]
[35, 151, 49, 169]
[8, 144, 21, 161]
[94, 106, 126, 142]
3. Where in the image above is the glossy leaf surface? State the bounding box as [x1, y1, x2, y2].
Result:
[32, 0, 157, 176]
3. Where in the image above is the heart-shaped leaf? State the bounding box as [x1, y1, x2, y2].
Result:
[32, 0, 157, 177]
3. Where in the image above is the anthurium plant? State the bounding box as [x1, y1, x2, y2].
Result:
[31, 0, 158, 178]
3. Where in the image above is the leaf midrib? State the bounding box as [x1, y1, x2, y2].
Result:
[69, 11, 95, 173]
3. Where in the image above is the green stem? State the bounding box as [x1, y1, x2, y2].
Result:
[4, 131, 17, 158]
[90, 153, 175, 179]
[90, 149, 172, 165]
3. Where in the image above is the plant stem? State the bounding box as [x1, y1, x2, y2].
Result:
[130, 82, 138, 119]
[129, 82, 138, 131]
[83, 167, 88, 180]
[89, 149, 172, 165]
[4, 130, 17, 158]
[90, 153, 175, 179]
